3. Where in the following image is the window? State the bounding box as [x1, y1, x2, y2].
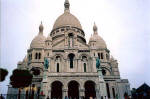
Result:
[106, 54, 109, 60]
[68, 33, 74, 47]
[35, 53, 38, 59]
[38, 53, 41, 59]
[112, 88, 115, 98]
[77, 30, 80, 33]
[56, 56, 61, 61]
[31, 54, 32, 60]
[101, 53, 104, 59]
[61, 28, 65, 31]
[82, 56, 87, 61]
[102, 69, 106, 76]
[48, 42, 49, 45]
[84, 63, 86, 72]
[68, 53, 75, 68]
[28, 54, 30, 61]
[56, 30, 59, 33]
[98, 53, 100, 59]
[47, 53, 49, 56]
[106, 83, 110, 98]
[57, 63, 59, 72]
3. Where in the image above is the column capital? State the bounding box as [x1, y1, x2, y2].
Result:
[63, 88, 68, 92]
[80, 89, 85, 92]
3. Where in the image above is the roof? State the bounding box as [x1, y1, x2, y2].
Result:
[136, 83, 150, 92]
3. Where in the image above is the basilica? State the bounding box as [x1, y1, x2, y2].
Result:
[8, 0, 131, 99]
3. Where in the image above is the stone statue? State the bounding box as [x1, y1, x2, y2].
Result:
[44, 58, 49, 69]
[96, 58, 101, 69]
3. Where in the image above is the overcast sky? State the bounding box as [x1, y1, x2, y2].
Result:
[1, 0, 150, 94]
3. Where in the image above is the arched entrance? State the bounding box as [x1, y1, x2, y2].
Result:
[84, 81, 96, 99]
[68, 81, 79, 99]
[51, 81, 63, 99]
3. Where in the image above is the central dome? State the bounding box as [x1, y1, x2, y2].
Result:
[52, 0, 82, 30]
[53, 12, 82, 30]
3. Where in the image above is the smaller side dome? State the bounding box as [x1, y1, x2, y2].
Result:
[30, 35, 46, 49]
[89, 23, 107, 49]
[30, 23, 46, 49]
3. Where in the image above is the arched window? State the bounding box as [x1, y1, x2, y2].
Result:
[57, 63, 59, 72]
[56, 56, 60, 59]
[84, 63, 86, 72]
[56, 56, 61, 62]
[68, 53, 75, 68]
[106, 54, 109, 60]
[35, 53, 38, 59]
[38, 53, 41, 59]
[68, 33, 74, 47]
[106, 83, 110, 98]
[112, 88, 116, 98]
[61, 28, 65, 31]
[102, 69, 106, 76]
[101, 53, 104, 59]
[98, 53, 100, 59]
[82, 56, 87, 61]
[28, 54, 30, 61]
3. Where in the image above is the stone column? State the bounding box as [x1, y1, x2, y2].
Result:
[96, 88, 101, 99]
[63, 88, 68, 99]
[97, 68, 108, 99]
[79, 88, 85, 99]
[43, 89, 50, 99]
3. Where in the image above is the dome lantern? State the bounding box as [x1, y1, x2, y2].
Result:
[39, 21, 44, 34]
[93, 22, 98, 34]
[64, 0, 70, 12]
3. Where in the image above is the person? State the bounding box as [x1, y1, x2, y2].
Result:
[0, 94, 4, 99]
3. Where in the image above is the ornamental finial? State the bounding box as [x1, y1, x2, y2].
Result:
[39, 21, 44, 34]
[93, 22, 98, 34]
[64, 0, 70, 12]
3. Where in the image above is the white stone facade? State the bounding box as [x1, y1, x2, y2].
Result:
[9, 0, 131, 99]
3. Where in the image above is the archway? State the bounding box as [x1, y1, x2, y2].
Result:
[84, 81, 96, 99]
[68, 81, 79, 99]
[51, 81, 63, 99]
